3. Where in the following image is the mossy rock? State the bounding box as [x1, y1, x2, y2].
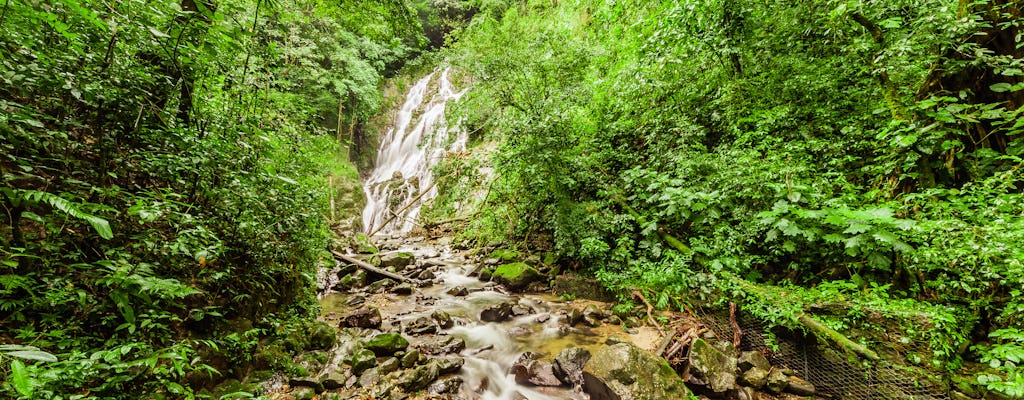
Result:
[488, 249, 520, 262]
[363, 333, 410, 356]
[353, 233, 378, 254]
[479, 268, 494, 281]
[491, 262, 543, 291]
[348, 348, 377, 375]
[308, 321, 337, 350]
[583, 342, 692, 400]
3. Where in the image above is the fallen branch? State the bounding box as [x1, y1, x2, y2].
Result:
[632, 290, 664, 334]
[331, 251, 413, 283]
[798, 313, 881, 362]
[729, 302, 742, 350]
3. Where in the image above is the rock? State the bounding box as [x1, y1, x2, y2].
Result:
[511, 355, 562, 386]
[786, 375, 815, 396]
[340, 306, 382, 329]
[478, 268, 493, 281]
[364, 333, 410, 356]
[381, 252, 416, 270]
[428, 376, 464, 395]
[421, 335, 466, 355]
[336, 270, 366, 290]
[480, 301, 514, 322]
[490, 262, 543, 291]
[345, 294, 367, 306]
[353, 234, 378, 254]
[417, 269, 436, 280]
[308, 322, 336, 350]
[378, 357, 401, 375]
[401, 349, 421, 368]
[765, 368, 789, 393]
[430, 357, 465, 374]
[554, 347, 592, 386]
[391, 283, 414, 295]
[321, 370, 347, 390]
[368, 278, 396, 293]
[290, 386, 316, 400]
[732, 386, 758, 400]
[740, 367, 769, 389]
[394, 363, 440, 392]
[488, 249, 520, 262]
[738, 351, 770, 372]
[358, 366, 382, 388]
[447, 286, 469, 296]
[582, 342, 691, 400]
[405, 316, 437, 335]
[288, 377, 324, 393]
[567, 308, 584, 326]
[688, 338, 737, 394]
[348, 349, 377, 375]
[432, 310, 454, 329]
[512, 305, 533, 316]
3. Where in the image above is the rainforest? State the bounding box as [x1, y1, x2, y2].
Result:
[1, 1, 1021, 399]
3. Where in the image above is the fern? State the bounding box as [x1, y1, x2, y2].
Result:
[2, 188, 113, 240]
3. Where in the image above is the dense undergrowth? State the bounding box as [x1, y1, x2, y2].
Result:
[429, 0, 1023, 395]
[0, 0, 432, 398]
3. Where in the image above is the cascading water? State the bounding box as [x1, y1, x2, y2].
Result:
[362, 68, 467, 235]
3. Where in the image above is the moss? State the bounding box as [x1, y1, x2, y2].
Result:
[493, 262, 531, 280]
[492, 262, 543, 291]
[488, 249, 520, 262]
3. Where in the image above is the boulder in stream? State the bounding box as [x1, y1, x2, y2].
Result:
[490, 262, 543, 291]
[510, 353, 562, 387]
[447, 286, 469, 296]
[420, 335, 466, 355]
[554, 347, 592, 386]
[480, 301, 515, 322]
[340, 306, 382, 329]
[582, 342, 692, 400]
[364, 332, 410, 356]
[405, 316, 437, 335]
[381, 251, 416, 270]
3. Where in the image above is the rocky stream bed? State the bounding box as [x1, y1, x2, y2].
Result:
[255, 234, 821, 400]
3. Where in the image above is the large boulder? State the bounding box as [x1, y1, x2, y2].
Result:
[490, 262, 543, 291]
[380, 251, 416, 270]
[688, 338, 737, 394]
[510, 353, 562, 387]
[340, 306, 382, 329]
[582, 342, 691, 400]
[480, 301, 515, 322]
[363, 333, 410, 356]
[554, 347, 592, 386]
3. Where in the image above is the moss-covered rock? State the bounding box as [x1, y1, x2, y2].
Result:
[491, 262, 543, 291]
[582, 342, 692, 400]
[353, 233, 378, 254]
[380, 251, 415, 269]
[488, 249, 520, 262]
[308, 321, 337, 350]
[349, 348, 377, 375]
[363, 333, 410, 356]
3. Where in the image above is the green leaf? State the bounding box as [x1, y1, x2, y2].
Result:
[990, 83, 1013, 93]
[9, 359, 32, 397]
[5, 350, 58, 362]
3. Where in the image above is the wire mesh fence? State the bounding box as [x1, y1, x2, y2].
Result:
[697, 308, 950, 399]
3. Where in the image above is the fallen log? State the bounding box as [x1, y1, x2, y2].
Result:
[331, 251, 413, 283]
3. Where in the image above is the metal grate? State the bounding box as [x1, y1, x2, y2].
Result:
[697, 309, 950, 399]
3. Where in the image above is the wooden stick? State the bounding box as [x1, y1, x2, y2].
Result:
[331, 251, 413, 283]
[729, 302, 742, 350]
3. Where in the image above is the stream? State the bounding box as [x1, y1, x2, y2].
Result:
[316, 69, 659, 399]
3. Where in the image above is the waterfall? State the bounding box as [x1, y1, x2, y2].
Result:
[362, 68, 466, 235]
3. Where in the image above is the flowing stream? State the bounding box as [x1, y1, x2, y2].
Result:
[320, 69, 659, 399]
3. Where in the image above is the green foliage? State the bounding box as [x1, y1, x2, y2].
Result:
[1, 0, 421, 397]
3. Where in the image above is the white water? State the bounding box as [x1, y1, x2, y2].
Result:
[361, 68, 467, 235]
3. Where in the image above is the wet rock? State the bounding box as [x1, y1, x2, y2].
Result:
[732, 386, 758, 400]
[378, 357, 401, 375]
[478, 268, 493, 281]
[405, 316, 437, 335]
[340, 306, 382, 329]
[765, 368, 789, 393]
[288, 377, 324, 393]
[391, 283, 414, 295]
[511, 354, 562, 387]
[421, 335, 466, 355]
[447, 286, 469, 296]
[364, 333, 410, 356]
[428, 376, 464, 395]
[567, 308, 584, 326]
[381, 252, 416, 270]
[740, 367, 769, 389]
[582, 342, 691, 400]
[688, 338, 737, 394]
[554, 347, 592, 386]
[401, 349, 421, 368]
[738, 351, 771, 372]
[349, 349, 377, 375]
[394, 362, 440, 392]
[490, 262, 543, 291]
[432, 310, 454, 329]
[512, 305, 533, 316]
[607, 315, 621, 325]
[358, 366, 382, 388]
[308, 322, 337, 350]
[321, 370, 347, 390]
[480, 301, 514, 322]
[345, 294, 367, 306]
[336, 270, 367, 290]
[368, 278, 396, 293]
[417, 269, 436, 280]
[430, 357, 465, 374]
[786, 376, 815, 396]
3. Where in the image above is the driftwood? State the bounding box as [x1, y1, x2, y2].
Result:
[331, 251, 413, 283]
